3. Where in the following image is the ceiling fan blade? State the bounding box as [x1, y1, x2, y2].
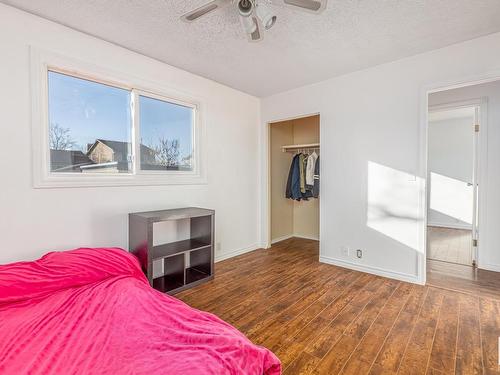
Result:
[283, 0, 327, 13]
[181, 0, 231, 22]
[249, 17, 263, 42]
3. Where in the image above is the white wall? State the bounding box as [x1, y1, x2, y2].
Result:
[429, 81, 500, 272]
[270, 121, 294, 242]
[0, 4, 261, 264]
[427, 115, 474, 229]
[261, 31, 500, 283]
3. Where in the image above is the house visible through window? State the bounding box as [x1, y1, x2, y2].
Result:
[47, 70, 196, 175]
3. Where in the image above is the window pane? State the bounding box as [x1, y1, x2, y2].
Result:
[47, 71, 132, 173]
[139, 95, 194, 171]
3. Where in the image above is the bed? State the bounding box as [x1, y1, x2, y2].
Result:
[0, 247, 281, 375]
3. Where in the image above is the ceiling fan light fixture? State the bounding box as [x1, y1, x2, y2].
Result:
[240, 13, 257, 34]
[256, 2, 277, 30]
[237, 0, 255, 17]
[180, 0, 327, 43]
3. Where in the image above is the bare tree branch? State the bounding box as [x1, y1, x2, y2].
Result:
[152, 137, 180, 167]
[49, 123, 77, 150]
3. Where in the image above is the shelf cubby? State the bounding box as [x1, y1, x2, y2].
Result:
[152, 239, 211, 260]
[152, 253, 185, 292]
[186, 267, 210, 284]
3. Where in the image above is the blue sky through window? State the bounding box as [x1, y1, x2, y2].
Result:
[139, 95, 193, 161]
[48, 71, 131, 151]
[47, 71, 194, 161]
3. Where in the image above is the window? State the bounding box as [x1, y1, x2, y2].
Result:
[31, 49, 204, 187]
[139, 95, 194, 172]
[48, 71, 133, 173]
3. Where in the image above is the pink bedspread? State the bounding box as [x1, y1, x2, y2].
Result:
[0, 248, 281, 375]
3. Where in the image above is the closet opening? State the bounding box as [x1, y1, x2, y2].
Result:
[268, 114, 320, 251]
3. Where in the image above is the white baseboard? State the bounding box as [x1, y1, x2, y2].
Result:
[319, 255, 422, 285]
[271, 234, 294, 244]
[271, 233, 319, 244]
[214, 242, 425, 284]
[294, 234, 319, 241]
[428, 221, 472, 230]
[215, 243, 260, 263]
[478, 262, 500, 273]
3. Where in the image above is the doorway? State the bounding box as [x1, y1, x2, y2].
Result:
[268, 114, 320, 247]
[424, 79, 500, 296]
[426, 104, 479, 267]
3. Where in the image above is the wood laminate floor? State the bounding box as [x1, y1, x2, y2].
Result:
[427, 259, 500, 301]
[427, 226, 472, 266]
[177, 237, 500, 375]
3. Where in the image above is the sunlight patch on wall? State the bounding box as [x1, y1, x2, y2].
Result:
[367, 161, 422, 251]
[429, 172, 473, 224]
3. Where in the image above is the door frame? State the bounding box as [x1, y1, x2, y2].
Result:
[420, 78, 491, 282]
[264, 112, 321, 249]
[426, 99, 486, 266]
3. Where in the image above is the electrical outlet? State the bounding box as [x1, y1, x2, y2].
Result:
[356, 249, 363, 259]
[340, 246, 350, 257]
[216, 242, 221, 252]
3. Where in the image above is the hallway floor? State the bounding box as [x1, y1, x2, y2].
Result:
[427, 226, 472, 266]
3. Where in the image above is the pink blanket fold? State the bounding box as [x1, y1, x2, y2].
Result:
[0, 248, 281, 375]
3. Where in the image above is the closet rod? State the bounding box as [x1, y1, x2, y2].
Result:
[281, 143, 320, 153]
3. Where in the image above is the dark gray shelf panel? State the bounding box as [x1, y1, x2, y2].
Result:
[130, 207, 215, 222]
[152, 239, 211, 259]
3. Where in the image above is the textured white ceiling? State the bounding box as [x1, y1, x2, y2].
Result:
[3, 0, 500, 97]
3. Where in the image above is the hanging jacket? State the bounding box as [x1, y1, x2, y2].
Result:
[301, 152, 313, 200]
[313, 156, 320, 198]
[285, 154, 302, 200]
[285, 154, 295, 199]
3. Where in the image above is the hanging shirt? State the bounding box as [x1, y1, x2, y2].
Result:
[313, 156, 320, 198]
[305, 151, 318, 186]
[299, 153, 307, 194]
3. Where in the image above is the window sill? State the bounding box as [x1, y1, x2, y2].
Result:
[34, 172, 207, 189]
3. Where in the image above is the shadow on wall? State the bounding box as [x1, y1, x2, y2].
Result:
[366, 161, 423, 252]
[429, 171, 473, 225]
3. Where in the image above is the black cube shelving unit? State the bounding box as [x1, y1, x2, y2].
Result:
[129, 207, 215, 294]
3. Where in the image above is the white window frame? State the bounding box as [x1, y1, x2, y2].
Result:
[31, 47, 206, 188]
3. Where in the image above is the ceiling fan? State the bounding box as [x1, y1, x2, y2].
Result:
[181, 0, 328, 42]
